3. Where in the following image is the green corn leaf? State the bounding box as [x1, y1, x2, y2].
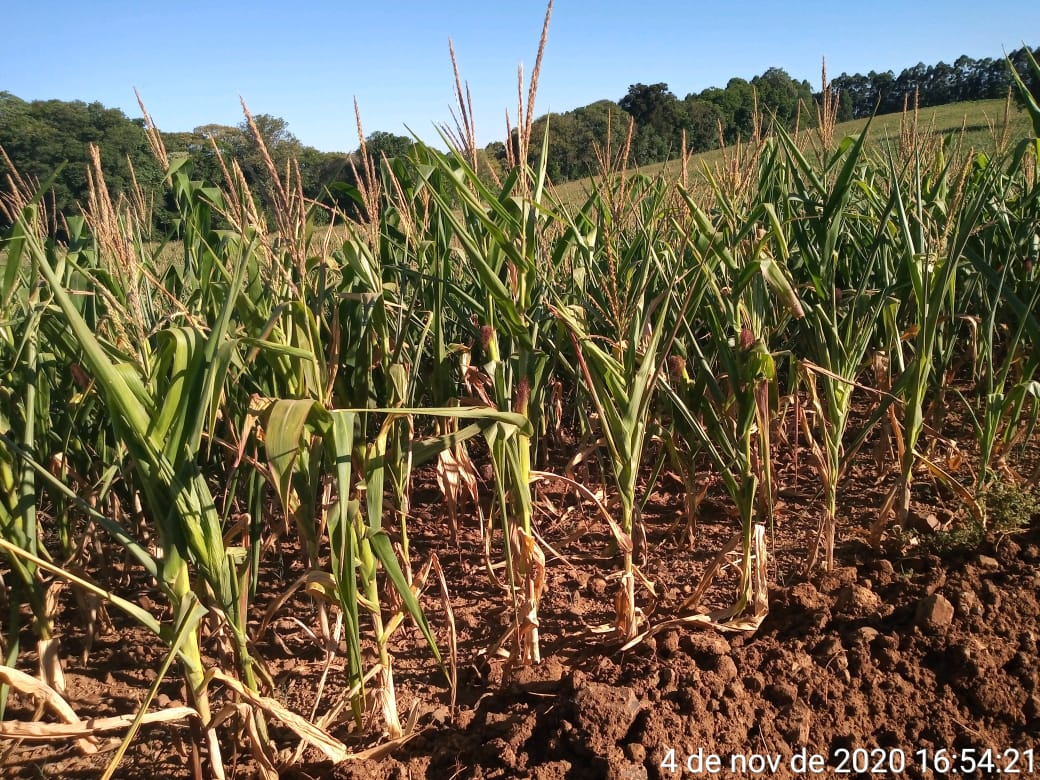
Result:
[259, 398, 319, 518]
[2, 214, 29, 308]
[325, 411, 363, 701]
[368, 527, 443, 666]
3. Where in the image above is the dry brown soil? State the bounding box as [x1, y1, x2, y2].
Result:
[3, 437, 1039, 780]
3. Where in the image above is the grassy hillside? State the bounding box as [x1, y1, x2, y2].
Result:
[551, 98, 1032, 208]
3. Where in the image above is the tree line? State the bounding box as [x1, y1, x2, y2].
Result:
[0, 93, 420, 234]
[832, 48, 1040, 119]
[525, 45, 1039, 181]
[525, 67, 815, 181]
[1, 44, 1037, 235]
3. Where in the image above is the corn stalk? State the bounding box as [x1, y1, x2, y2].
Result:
[663, 189, 802, 627]
[776, 121, 888, 570]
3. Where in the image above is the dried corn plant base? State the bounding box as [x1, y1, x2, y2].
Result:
[3, 487, 1039, 778]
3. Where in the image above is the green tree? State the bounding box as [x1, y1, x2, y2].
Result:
[178, 123, 245, 188]
[525, 100, 629, 181]
[0, 93, 158, 234]
[682, 98, 724, 152]
[619, 83, 685, 164]
[751, 68, 813, 128]
[361, 131, 414, 162]
[697, 78, 757, 143]
[237, 114, 301, 192]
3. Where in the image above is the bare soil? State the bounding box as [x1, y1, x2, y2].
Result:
[3, 435, 1039, 780]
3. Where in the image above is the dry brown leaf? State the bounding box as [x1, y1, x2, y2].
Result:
[436, 444, 480, 539]
[0, 665, 96, 755]
[0, 706, 199, 741]
[211, 669, 348, 763]
[241, 704, 279, 780]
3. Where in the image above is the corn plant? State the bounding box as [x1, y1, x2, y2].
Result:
[872, 147, 991, 541]
[776, 121, 889, 571]
[663, 187, 801, 627]
[553, 281, 667, 637]
[2, 198, 152, 719]
[408, 134, 554, 664]
[958, 54, 1040, 492]
[6, 160, 283, 775]
[254, 397, 529, 734]
[551, 169, 696, 639]
[0, 205, 63, 705]
[961, 150, 1040, 491]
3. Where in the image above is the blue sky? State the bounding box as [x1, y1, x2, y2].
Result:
[3, 1, 1038, 152]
